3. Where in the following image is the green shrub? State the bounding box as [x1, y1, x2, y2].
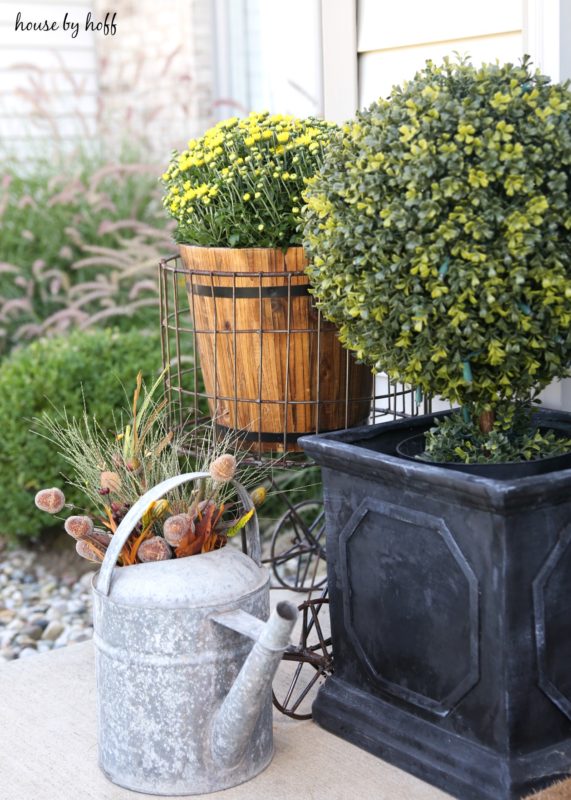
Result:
[303, 57, 571, 458]
[421, 408, 571, 464]
[0, 148, 173, 356]
[0, 328, 163, 541]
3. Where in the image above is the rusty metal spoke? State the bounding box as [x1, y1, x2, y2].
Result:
[289, 669, 325, 714]
[272, 596, 333, 720]
[269, 500, 327, 591]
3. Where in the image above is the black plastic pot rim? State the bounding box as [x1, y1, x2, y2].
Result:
[395, 430, 571, 479]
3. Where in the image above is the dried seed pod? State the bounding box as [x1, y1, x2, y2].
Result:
[76, 538, 106, 563]
[100, 471, 122, 493]
[90, 529, 113, 549]
[163, 514, 194, 547]
[64, 515, 94, 541]
[209, 454, 237, 483]
[35, 488, 66, 514]
[250, 486, 267, 508]
[137, 537, 173, 562]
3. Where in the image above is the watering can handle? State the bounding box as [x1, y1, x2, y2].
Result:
[97, 471, 261, 596]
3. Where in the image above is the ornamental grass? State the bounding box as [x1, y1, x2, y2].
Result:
[0, 153, 172, 356]
[161, 111, 338, 248]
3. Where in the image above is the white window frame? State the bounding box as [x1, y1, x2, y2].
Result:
[524, 0, 571, 82]
[321, 0, 358, 121]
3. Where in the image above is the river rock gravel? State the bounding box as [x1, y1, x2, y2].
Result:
[0, 549, 94, 664]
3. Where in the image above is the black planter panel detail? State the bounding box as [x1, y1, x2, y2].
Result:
[533, 521, 571, 721]
[338, 499, 480, 717]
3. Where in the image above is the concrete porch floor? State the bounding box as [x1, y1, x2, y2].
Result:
[0, 638, 453, 800]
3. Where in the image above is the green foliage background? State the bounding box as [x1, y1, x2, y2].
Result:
[0, 150, 171, 356]
[303, 58, 571, 418]
[0, 328, 163, 541]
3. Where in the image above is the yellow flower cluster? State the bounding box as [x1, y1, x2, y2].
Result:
[161, 111, 338, 248]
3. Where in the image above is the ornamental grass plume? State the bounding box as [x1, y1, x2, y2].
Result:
[161, 111, 339, 248]
[0, 157, 171, 358]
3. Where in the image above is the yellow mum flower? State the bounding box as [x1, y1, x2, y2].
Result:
[162, 113, 338, 245]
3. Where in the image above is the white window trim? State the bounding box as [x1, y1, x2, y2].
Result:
[321, 0, 358, 122]
[524, 0, 571, 81]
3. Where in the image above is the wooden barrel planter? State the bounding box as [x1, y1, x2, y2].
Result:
[179, 245, 373, 453]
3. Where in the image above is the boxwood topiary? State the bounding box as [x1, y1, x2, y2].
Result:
[303, 56, 571, 461]
[0, 328, 163, 541]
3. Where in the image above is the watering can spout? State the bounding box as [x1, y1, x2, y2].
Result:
[211, 600, 298, 768]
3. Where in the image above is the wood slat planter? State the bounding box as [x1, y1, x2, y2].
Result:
[179, 245, 373, 453]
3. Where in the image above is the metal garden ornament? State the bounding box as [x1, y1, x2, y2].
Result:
[92, 471, 298, 795]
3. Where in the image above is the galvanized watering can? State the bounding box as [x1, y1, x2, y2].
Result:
[92, 472, 298, 795]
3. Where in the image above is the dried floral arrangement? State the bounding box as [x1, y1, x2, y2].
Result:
[33, 372, 266, 565]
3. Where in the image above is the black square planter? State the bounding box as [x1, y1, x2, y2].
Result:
[300, 409, 571, 800]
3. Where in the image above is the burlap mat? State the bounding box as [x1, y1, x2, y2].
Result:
[527, 778, 571, 799]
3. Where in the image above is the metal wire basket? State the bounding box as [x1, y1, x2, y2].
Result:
[159, 251, 433, 719]
[159, 253, 431, 467]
